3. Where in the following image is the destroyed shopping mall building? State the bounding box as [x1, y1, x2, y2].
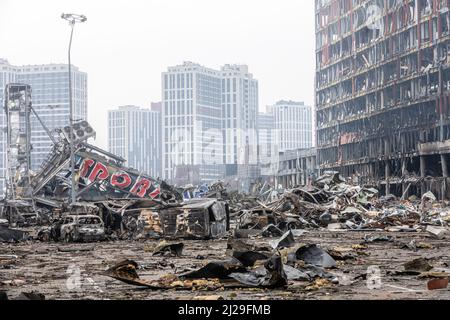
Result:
[315, 0, 450, 199]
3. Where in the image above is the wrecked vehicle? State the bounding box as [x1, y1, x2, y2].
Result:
[17, 212, 43, 227]
[60, 215, 105, 242]
[136, 199, 230, 239]
[0, 225, 29, 242]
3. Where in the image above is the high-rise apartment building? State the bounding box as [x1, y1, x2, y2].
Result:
[108, 105, 162, 178]
[162, 62, 260, 185]
[315, 0, 450, 199]
[0, 58, 87, 196]
[271, 100, 313, 152]
[162, 62, 224, 184]
[220, 65, 259, 170]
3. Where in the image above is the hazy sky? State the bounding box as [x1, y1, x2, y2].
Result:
[0, 0, 315, 148]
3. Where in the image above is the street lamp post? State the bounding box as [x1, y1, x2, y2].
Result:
[61, 13, 87, 206]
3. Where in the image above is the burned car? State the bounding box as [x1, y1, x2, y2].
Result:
[60, 215, 105, 242]
[136, 199, 230, 239]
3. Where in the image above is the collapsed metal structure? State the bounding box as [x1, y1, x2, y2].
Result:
[2, 84, 35, 219]
[0, 83, 156, 218]
[315, 0, 450, 199]
[1, 83, 229, 239]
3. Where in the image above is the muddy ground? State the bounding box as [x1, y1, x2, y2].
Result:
[1, 230, 450, 300]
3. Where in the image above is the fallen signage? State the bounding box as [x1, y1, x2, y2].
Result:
[77, 152, 161, 201]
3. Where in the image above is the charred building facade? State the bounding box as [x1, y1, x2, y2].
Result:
[315, 0, 450, 199]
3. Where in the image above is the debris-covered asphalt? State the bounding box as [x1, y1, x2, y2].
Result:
[1, 229, 450, 300]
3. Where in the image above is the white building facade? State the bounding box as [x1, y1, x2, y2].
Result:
[162, 62, 224, 184]
[162, 62, 261, 185]
[257, 111, 279, 177]
[108, 105, 162, 178]
[220, 65, 259, 171]
[271, 100, 313, 152]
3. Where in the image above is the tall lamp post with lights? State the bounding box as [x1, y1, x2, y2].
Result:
[61, 13, 87, 206]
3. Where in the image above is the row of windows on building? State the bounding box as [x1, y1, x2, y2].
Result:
[164, 90, 248, 103]
[164, 73, 195, 90]
[164, 90, 194, 100]
[164, 100, 195, 115]
[164, 77, 252, 95]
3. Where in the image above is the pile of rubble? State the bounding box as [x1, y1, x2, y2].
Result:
[2, 170, 450, 244]
[235, 172, 450, 238]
